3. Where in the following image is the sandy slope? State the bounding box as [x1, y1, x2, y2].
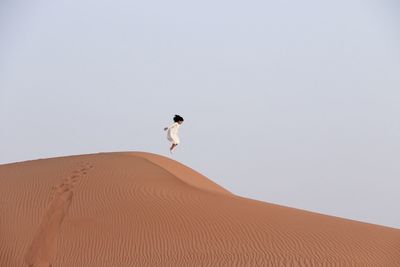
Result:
[0, 152, 399, 267]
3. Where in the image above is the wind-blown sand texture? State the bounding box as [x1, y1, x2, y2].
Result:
[1, 152, 399, 267]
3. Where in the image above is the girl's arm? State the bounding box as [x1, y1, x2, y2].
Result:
[165, 123, 178, 131]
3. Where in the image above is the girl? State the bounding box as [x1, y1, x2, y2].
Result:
[164, 115, 184, 153]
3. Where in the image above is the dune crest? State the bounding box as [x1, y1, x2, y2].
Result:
[0, 152, 399, 266]
[125, 152, 232, 195]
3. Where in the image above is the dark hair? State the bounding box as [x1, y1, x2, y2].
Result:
[173, 114, 184, 122]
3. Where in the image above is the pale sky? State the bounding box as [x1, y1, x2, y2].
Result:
[1, 0, 399, 228]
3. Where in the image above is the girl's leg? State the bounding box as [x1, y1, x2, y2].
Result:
[170, 143, 177, 152]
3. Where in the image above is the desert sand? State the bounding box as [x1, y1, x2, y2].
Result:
[0, 152, 399, 266]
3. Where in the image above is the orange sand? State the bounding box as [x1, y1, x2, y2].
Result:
[0, 152, 399, 266]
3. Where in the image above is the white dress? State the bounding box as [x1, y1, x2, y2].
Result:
[167, 122, 180, 144]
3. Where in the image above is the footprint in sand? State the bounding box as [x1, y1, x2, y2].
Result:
[24, 164, 94, 267]
[24, 184, 73, 267]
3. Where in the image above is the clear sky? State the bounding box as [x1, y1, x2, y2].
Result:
[1, 0, 399, 228]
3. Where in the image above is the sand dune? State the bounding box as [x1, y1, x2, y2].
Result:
[1, 152, 399, 266]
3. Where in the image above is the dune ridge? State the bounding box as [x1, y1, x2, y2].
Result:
[0, 152, 399, 266]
